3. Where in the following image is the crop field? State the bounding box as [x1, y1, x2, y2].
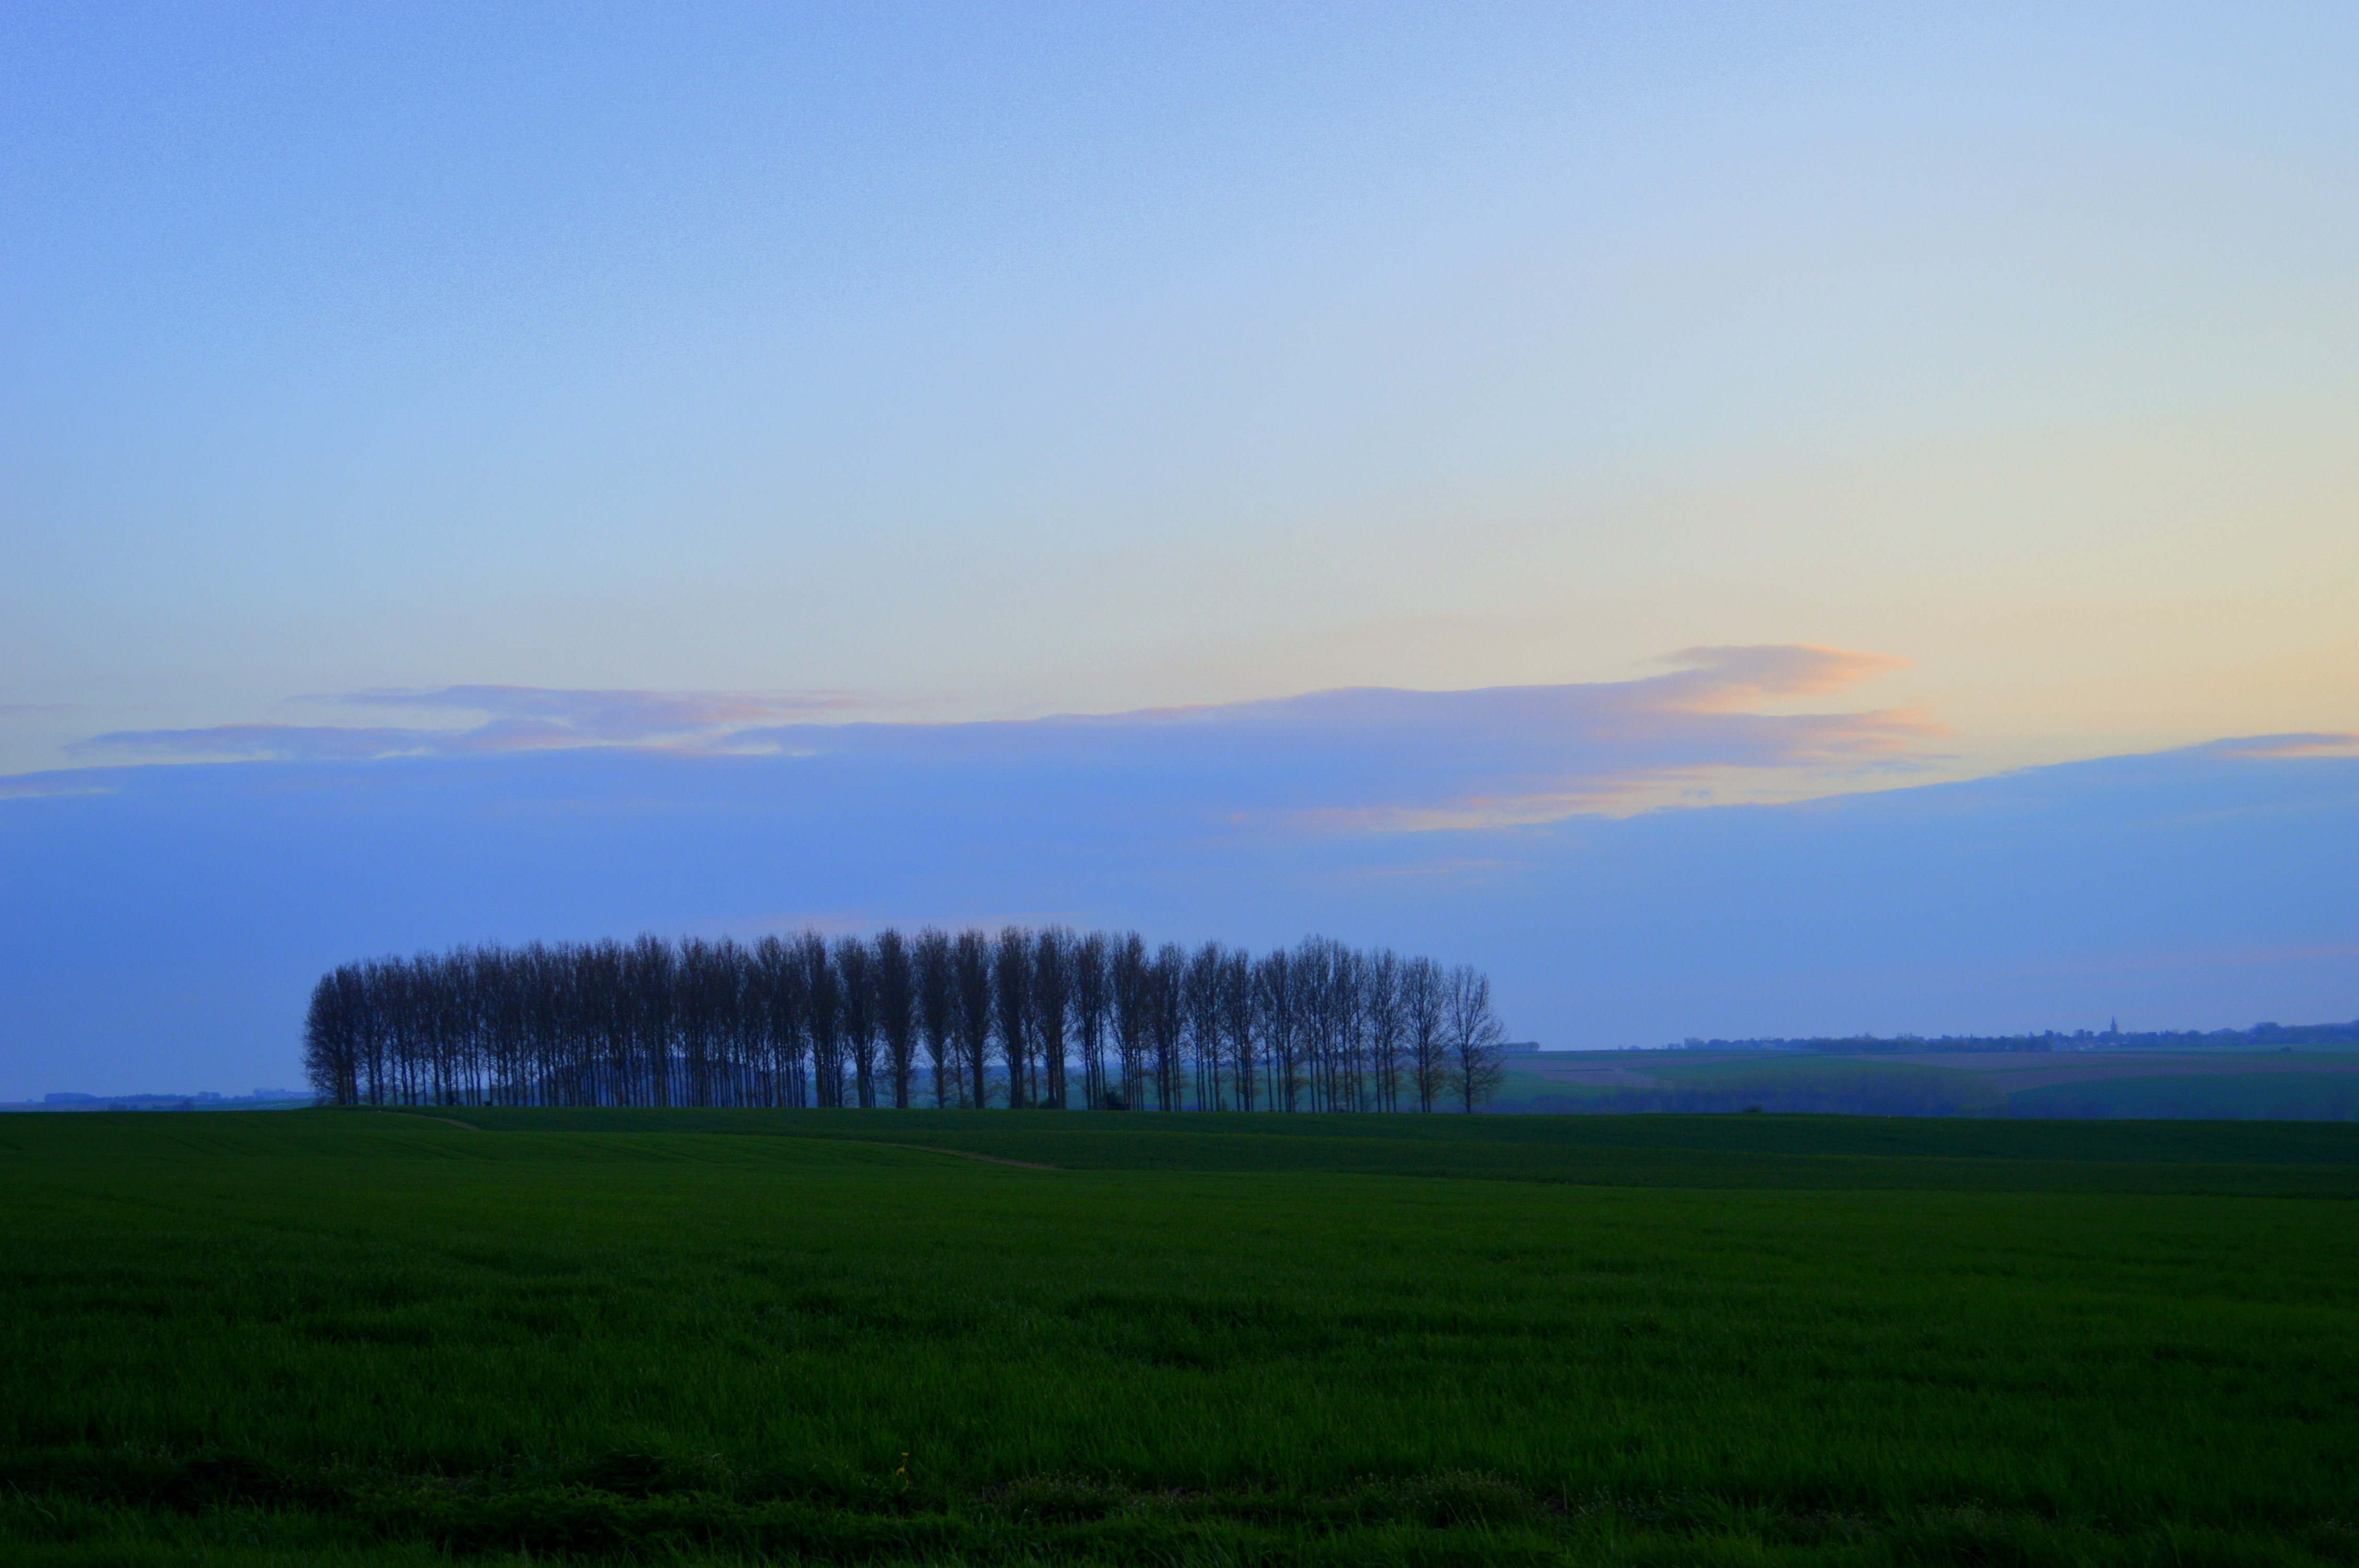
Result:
[1495, 1049, 2359, 1119]
[3, 1111, 2355, 1565]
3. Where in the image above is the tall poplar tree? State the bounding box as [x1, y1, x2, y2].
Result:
[875, 927, 918, 1110]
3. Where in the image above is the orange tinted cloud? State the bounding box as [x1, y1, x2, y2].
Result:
[2203, 733, 2359, 759]
[63, 645, 1934, 830]
[1649, 645, 1911, 712]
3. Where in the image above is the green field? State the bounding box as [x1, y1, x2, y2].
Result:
[1492, 1049, 2359, 1120]
[4, 1111, 2356, 1565]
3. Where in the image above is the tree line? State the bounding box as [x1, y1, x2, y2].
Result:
[304, 929, 1509, 1114]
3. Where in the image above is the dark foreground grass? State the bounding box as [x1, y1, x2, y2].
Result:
[2, 1111, 2354, 1564]
[448, 1102, 2359, 1194]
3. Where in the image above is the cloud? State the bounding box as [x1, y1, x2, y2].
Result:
[334, 685, 862, 742]
[6, 727, 2357, 1101]
[1011, 643, 1935, 826]
[1647, 645, 1911, 711]
[58, 646, 1931, 826]
[68, 724, 443, 762]
[2201, 733, 2359, 760]
[71, 687, 860, 763]
[0, 779, 117, 801]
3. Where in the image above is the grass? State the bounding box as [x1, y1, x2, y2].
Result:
[2, 1109, 2355, 1564]
[435, 1102, 2359, 1192]
[1492, 1049, 2359, 1120]
[2008, 1071, 2359, 1121]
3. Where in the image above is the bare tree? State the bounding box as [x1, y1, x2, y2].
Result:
[1445, 964, 1507, 1113]
[1070, 930, 1110, 1109]
[1108, 932, 1149, 1110]
[1401, 956, 1447, 1113]
[303, 966, 362, 1105]
[677, 937, 722, 1106]
[875, 928, 917, 1110]
[952, 928, 993, 1108]
[993, 926, 1033, 1109]
[301, 928, 1511, 1121]
[712, 936, 759, 1105]
[591, 940, 631, 1107]
[1184, 942, 1226, 1111]
[754, 934, 807, 1107]
[1030, 926, 1073, 1110]
[913, 927, 956, 1107]
[1149, 942, 1186, 1111]
[1292, 937, 1341, 1112]
[800, 931, 842, 1108]
[1298, 939, 1366, 1113]
[1254, 947, 1301, 1111]
[627, 936, 676, 1106]
[1365, 948, 1403, 1113]
[835, 936, 879, 1109]
[1219, 947, 1256, 1112]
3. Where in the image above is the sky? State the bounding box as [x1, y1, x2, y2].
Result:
[3, 4, 2356, 1096]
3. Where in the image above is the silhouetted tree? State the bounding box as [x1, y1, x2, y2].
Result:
[1445, 964, 1507, 1112]
[301, 928, 1511, 1119]
[1255, 947, 1301, 1112]
[1109, 932, 1150, 1110]
[1402, 956, 1447, 1113]
[1031, 926, 1073, 1110]
[835, 936, 879, 1109]
[1219, 947, 1256, 1112]
[952, 928, 993, 1108]
[993, 926, 1033, 1109]
[1071, 931, 1110, 1109]
[914, 927, 957, 1107]
[875, 928, 917, 1110]
[1365, 949, 1403, 1113]
[801, 931, 842, 1108]
[755, 934, 808, 1107]
[1185, 942, 1226, 1111]
[1150, 942, 1186, 1111]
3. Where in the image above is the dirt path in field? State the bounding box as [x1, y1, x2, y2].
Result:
[378, 1111, 482, 1131]
[864, 1141, 1058, 1171]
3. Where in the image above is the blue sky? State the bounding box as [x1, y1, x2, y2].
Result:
[3, 5, 2355, 1093]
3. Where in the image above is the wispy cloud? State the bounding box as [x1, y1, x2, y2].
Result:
[10, 720, 2354, 1097]
[1034, 643, 1937, 826]
[2201, 732, 2359, 760]
[0, 779, 118, 801]
[60, 646, 1932, 828]
[72, 687, 860, 763]
[1646, 645, 1910, 711]
[69, 724, 443, 762]
[334, 685, 863, 741]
